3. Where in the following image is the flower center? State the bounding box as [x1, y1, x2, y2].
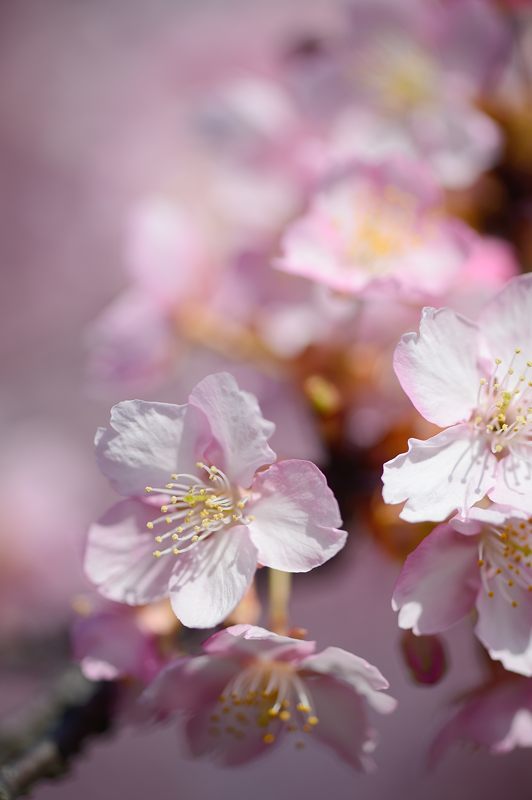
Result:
[472, 349, 532, 454]
[356, 37, 438, 111]
[343, 186, 422, 273]
[145, 463, 253, 559]
[478, 519, 532, 607]
[208, 660, 319, 749]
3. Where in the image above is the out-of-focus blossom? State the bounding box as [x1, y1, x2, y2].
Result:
[289, 0, 510, 188]
[85, 372, 346, 628]
[382, 274, 532, 522]
[87, 198, 211, 392]
[277, 160, 474, 298]
[0, 426, 88, 639]
[72, 602, 168, 684]
[431, 672, 532, 761]
[400, 630, 448, 686]
[142, 624, 397, 770]
[393, 505, 532, 675]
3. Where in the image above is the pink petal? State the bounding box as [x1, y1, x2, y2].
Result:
[478, 273, 532, 367]
[393, 307, 481, 427]
[84, 500, 176, 605]
[392, 523, 479, 635]
[95, 400, 208, 497]
[185, 702, 272, 766]
[247, 460, 346, 572]
[188, 372, 276, 487]
[475, 587, 532, 676]
[142, 655, 239, 718]
[300, 647, 397, 714]
[72, 608, 163, 684]
[382, 425, 498, 522]
[489, 449, 532, 515]
[169, 526, 258, 629]
[303, 675, 379, 772]
[204, 625, 316, 662]
[431, 680, 532, 762]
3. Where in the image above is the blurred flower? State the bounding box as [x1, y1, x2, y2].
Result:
[431, 672, 532, 761]
[383, 274, 532, 522]
[393, 505, 532, 675]
[399, 630, 448, 686]
[72, 602, 168, 684]
[142, 624, 397, 770]
[85, 372, 346, 627]
[289, 0, 510, 188]
[277, 159, 475, 298]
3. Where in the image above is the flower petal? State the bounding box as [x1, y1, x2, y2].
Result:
[188, 372, 276, 487]
[489, 449, 532, 514]
[247, 460, 346, 572]
[169, 526, 258, 629]
[303, 675, 379, 772]
[382, 425, 497, 522]
[203, 625, 316, 662]
[478, 273, 532, 367]
[185, 701, 274, 766]
[142, 655, 239, 718]
[95, 400, 208, 497]
[300, 647, 397, 714]
[392, 523, 479, 635]
[84, 499, 176, 605]
[393, 307, 481, 427]
[475, 587, 532, 677]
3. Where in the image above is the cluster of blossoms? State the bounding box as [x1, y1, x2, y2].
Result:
[383, 275, 532, 679]
[74, 0, 532, 775]
[4, 0, 529, 786]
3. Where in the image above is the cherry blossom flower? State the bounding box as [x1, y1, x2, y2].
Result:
[288, 0, 510, 188]
[277, 159, 473, 298]
[142, 624, 397, 770]
[382, 273, 532, 522]
[72, 602, 169, 684]
[431, 672, 532, 762]
[392, 505, 532, 676]
[85, 372, 346, 628]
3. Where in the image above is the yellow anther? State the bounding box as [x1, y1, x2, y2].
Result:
[145, 486, 153, 493]
[478, 559, 484, 567]
[166, 517, 172, 524]
[161, 505, 168, 513]
[279, 711, 291, 721]
[155, 535, 163, 543]
[494, 444, 503, 453]
[296, 703, 311, 713]
[495, 358, 502, 365]
[263, 734, 275, 745]
[488, 591, 494, 598]
[172, 547, 180, 555]
[146, 521, 154, 530]
[191, 535, 200, 543]
[307, 716, 319, 726]
[171, 533, 179, 541]
[268, 708, 279, 717]
[153, 550, 162, 558]
[515, 348, 522, 354]
[196, 462, 204, 469]
[479, 378, 487, 385]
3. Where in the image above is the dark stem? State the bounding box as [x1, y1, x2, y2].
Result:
[0, 671, 117, 800]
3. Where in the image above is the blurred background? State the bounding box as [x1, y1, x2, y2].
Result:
[1, 1, 531, 798]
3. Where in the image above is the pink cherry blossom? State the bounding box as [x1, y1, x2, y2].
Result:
[382, 273, 532, 522]
[142, 624, 397, 770]
[431, 673, 532, 761]
[289, 0, 510, 188]
[392, 505, 532, 675]
[72, 602, 166, 684]
[277, 159, 474, 298]
[85, 372, 346, 628]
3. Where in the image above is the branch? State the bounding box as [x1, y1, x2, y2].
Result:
[0, 669, 117, 800]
